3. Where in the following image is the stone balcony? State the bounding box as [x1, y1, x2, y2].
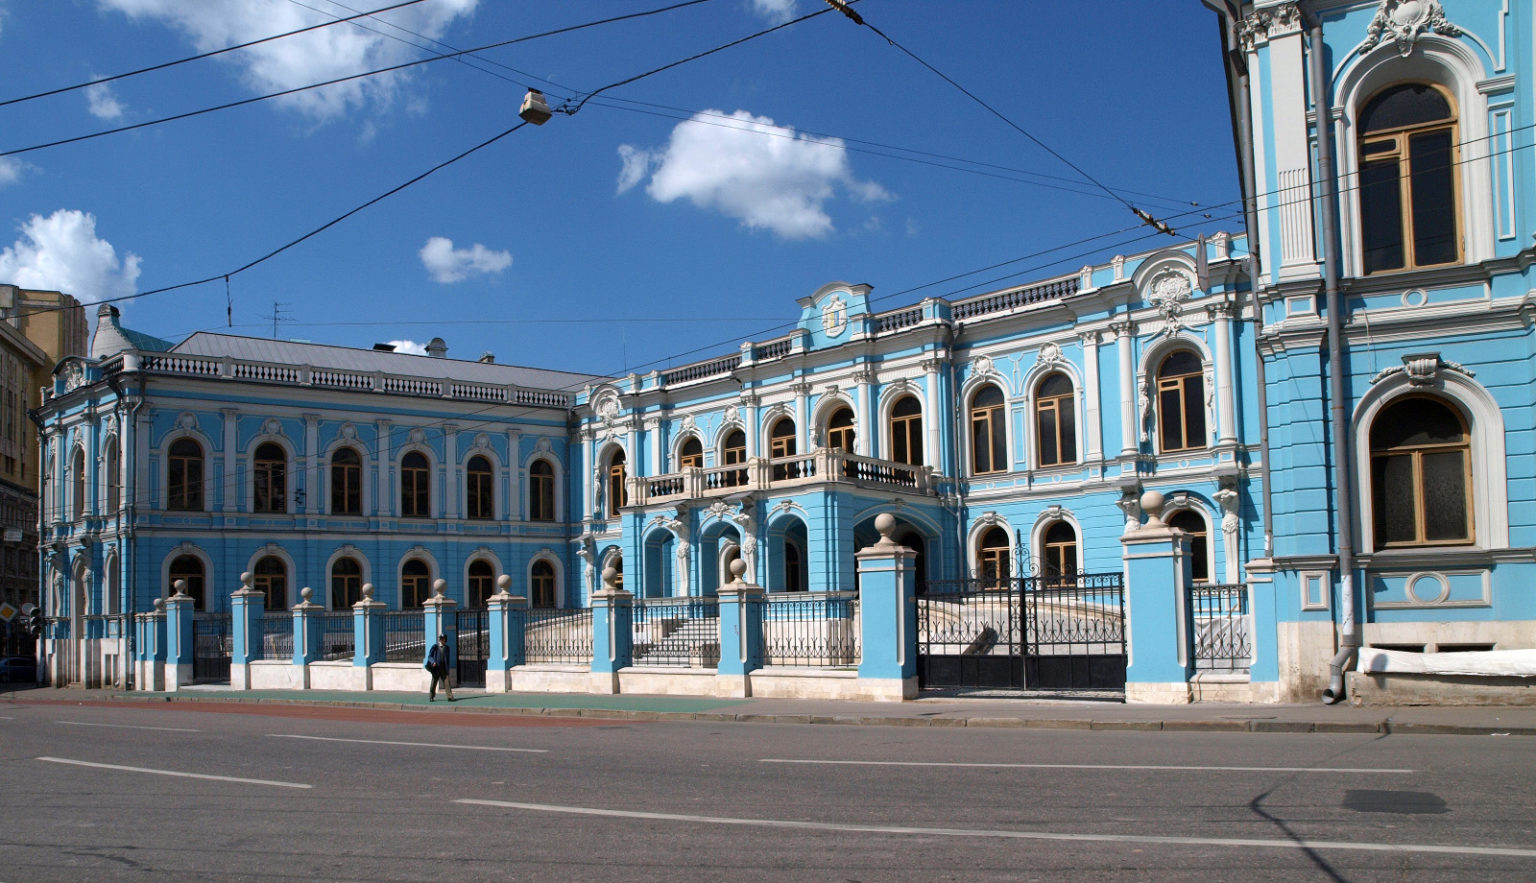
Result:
[625, 448, 938, 508]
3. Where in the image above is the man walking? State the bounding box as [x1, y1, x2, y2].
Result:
[425, 634, 454, 702]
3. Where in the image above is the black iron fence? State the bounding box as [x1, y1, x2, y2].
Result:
[192, 612, 232, 682]
[261, 613, 294, 658]
[456, 608, 488, 686]
[761, 591, 859, 667]
[314, 611, 355, 661]
[633, 597, 720, 668]
[524, 608, 593, 664]
[1190, 583, 1251, 672]
[380, 611, 427, 663]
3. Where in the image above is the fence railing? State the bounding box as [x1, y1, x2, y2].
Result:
[524, 608, 594, 665]
[761, 592, 859, 667]
[633, 597, 720, 668]
[380, 611, 427, 663]
[314, 612, 356, 661]
[262, 614, 294, 658]
[1190, 583, 1251, 672]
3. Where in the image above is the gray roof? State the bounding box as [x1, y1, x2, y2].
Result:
[171, 332, 610, 392]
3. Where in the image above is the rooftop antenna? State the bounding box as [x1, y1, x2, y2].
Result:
[263, 301, 291, 338]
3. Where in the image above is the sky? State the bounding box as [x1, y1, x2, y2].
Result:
[0, 0, 1241, 385]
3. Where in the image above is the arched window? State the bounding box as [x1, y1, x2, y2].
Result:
[721, 428, 747, 486]
[529, 458, 555, 521]
[105, 442, 120, 514]
[331, 448, 362, 515]
[169, 554, 205, 610]
[531, 560, 556, 608]
[1041, 521, 1079, 585]
[889, 395, 923, 465]
[1359, 83, 1459, 274]
[1157, 351, 1207, 453]
[253, 443, 287, 513]
[331, 557, 363, 610]
[466, 455, 494, 520]
[969, 385, 1007, 475]
[784, 540, 805, 592]
[468, 560, 495, 607]
[1370, 396, 1471, 548]
[401, 559, 431, 608]
[678, 437, 703, 470]
[606, 450, 627, 517]
[167, 438, 203, 511]
[1167, 510, 1210, 584]
[1035, 373, 1077, 467]
[826, 406, 855, 453]
[70, 446, 85, 520]
[401, 451, 430, 518]
[978, 527, 1010, 588]
[769, 417, 798, 481]
[254, 556, 287, 611]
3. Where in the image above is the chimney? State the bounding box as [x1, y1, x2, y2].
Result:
[478, 352, 495, 364]
[426, 337, 447, 359]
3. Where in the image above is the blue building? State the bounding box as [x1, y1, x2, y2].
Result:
[34, 1, 1536, 703]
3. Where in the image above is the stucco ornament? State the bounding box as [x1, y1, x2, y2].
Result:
[1362, 1, 1462, 56]
[1146, 268, 1195, 337]
[1037, 342, 1066, 370]
[1371, 353, 1475, 387]
[594, 390, 620, 423]
[61, 361, 85, 392]
[821, 294, 848, 338]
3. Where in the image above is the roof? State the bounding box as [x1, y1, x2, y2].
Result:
[170, 332, 610, 392]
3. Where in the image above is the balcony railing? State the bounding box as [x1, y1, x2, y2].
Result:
[627, 448, 933, 507]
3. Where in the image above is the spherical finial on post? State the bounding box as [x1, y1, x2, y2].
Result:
[496, 574, 512, 592]
[361, 583, 374, 601]
[729, 558, 747, 584]
[240, 571, 253, 588]
[171, 578, 188, 598]
[153, 598, 165, 612]
[301, 586, 314, 603]
[601, 566, 618, 591]
[874, 512, 897, 544]
[432, 578, 447, 599]
[1140, 490, 1166, 528]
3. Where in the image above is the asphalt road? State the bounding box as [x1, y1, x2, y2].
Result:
[1, 699, 1533, 881]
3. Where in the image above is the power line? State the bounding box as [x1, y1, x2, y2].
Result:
[0, 0, 430, 110]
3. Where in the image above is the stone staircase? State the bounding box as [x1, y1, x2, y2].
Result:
[633, 616, 721, 667]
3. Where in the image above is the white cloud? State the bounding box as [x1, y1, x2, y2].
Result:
[750, 0, 797, 24]
[0, 209, 141, 302]
[618, 109, 890, 240]
[419, 236, 511, 284]
[97, 0, 479, 120]
[0, 157, 23, 187]
[85, 81, 125, 120]
[386, 339, 427, 356]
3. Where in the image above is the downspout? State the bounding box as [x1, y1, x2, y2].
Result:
[1305, 12, 1359, 703]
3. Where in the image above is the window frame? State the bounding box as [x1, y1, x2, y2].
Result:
[1368, 395, 1474, 549]
[167, 437, 204, 512]
[400, 451, 431, 518]
[888, 395, 924, 466]
[253, 555, 288, 611]
[528, 458, 556, 522]
[1357, 82, 1462, 275]
[465, 455, 494, 521]
[252, 442, 288, 514]
[401, 558, 432, 608]
[330, 447, 363, 515]
[969, 384, 1008, 476]
[1155, 350, 1208, 454]
[530, 559, 556, 608]
[330, 557, 363, 610]
[1034, 373, 1078, 468]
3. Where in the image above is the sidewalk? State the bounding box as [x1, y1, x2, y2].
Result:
[8, 684, 1535, 736]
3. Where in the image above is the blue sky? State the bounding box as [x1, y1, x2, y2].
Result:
[0, 0, 1239, 381]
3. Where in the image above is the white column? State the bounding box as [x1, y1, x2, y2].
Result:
[505, 429, 521, 521]
[375, 420, 391, 516]
[443, 424, 459, 519]
[303, 414, 319, 514]
[1213, 306, 1238, 445]
[741, 394, 759, 461]
[220, 408, 238, 512]
[792, 382, 810, 452]
[1114, 323, 1137, 456]
[581, 431, 594, 521]
[1080, 331, 1103, 461]
[854, 369, 873, 457]
[922, 359, 942, 470]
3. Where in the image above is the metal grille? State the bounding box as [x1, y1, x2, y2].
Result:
[761, 592, 859, 667]
[314, 612, 355, 661]
[261, 614, 294, 658]
[456, 608, 488, 686]
[380, 611, 426, 663]
[633, 597, 720, 668]
[916, 574, 1125, 690]
[1191, 583, 1251, 672]
[524, 608, 593, 665]
[192, 613, 232, 683]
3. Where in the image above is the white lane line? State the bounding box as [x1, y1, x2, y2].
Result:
[268, 734, 546, 753]
[456, 798, 1536, 858]
[58, 720, 200, 733]
[37, 756, 311, 789]
[760, 758, 1413, 774]
[0, 716, 15, 720]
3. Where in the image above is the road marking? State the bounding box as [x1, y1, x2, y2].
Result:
[37, 756, 311, 789]
[760, 758, 1413, 774]
[268, 734, 547, 753]
[59, 720, 200, 733]
[456, 798, 1536, 858]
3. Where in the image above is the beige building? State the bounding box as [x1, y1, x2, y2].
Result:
[0, 285, 86, 650]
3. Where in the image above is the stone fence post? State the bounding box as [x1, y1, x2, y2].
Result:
[716, 559, 763, 697]
[1122, 491, 1195, 703]
[164, 580, 196, 692]
[487, 575, 528, 694]
[856, 512, 917, 700]
[231, 572, 264, 690]
[590, 566, 633, 694]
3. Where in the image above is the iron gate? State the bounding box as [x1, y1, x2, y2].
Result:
[916, 574, 1125, 690]
[192, 613, 232, 683]
[455, 608, 487, 687]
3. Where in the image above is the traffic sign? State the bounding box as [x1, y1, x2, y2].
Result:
[0, 602, 16, 622]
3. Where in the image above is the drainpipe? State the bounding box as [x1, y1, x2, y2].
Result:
[1304, 11, 1359, 703]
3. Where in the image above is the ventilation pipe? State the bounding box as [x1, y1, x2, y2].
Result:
[426, 337, 448, 359]
[1304, 11, 1360, 703]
